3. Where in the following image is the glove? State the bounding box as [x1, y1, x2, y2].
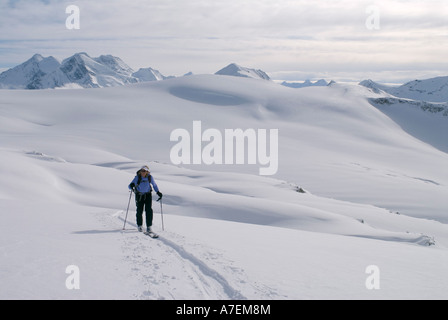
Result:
[156, 191, 163, 200]
[129, 183, 135, 191]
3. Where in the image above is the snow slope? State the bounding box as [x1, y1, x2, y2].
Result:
[368, 97, 448, 153]
[1, 75, 448, 299]
[360, 77, 448, 153]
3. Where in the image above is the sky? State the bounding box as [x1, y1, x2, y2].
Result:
[0, 0, 447, 83]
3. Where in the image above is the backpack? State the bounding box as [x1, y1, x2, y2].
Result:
[136, 170, 152, 191]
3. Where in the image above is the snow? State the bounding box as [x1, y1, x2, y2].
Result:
[0, 54, 61, 89]
[1, 74, 448, 300]
[360, 77, 448, 102]
[215, 63, 271, 81]
[60, 53, 138, 88]
[281, 79, 328, 88]
[369, 97, 448, 153]
[0, 53, 168, 89]
[132, 67, 166, 82]
[390, 76, 448, 103]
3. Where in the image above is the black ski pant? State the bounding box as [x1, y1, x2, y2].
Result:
[135, 192, 153, 227]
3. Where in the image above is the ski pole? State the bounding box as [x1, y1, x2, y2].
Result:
[123, 190, 133, 230]
[157, 196, 164, 231]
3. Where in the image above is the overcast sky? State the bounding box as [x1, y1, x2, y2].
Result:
[1, 0, 447, 83]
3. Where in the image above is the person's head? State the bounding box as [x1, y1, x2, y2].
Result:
[139, 165, 150, 177]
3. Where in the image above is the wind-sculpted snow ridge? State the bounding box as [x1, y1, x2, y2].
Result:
[169, 86, 249, 106]
[25, 150, 67, 163]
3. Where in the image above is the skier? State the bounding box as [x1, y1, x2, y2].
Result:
[128, 165, 163, 233]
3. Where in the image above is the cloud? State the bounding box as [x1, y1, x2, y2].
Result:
[0, 0, 447, 82]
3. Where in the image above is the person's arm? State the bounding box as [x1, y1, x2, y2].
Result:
[151, 176, 162, 198]
[128, 176, 138, 190]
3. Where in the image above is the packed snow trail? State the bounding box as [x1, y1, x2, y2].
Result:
[111, 211, 252, 299]
[156, 236, 246, 300]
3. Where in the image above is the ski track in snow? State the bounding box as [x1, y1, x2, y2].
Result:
[156, 236, 246, 300]
[98, 210, 276, 300]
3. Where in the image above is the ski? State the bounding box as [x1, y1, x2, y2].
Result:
[144, 231, 159, 239]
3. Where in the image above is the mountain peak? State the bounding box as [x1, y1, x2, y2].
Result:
[94, 55, 134, 76]
[73, 52, 90, 58]
[132, 67, 166, 81]
[0, 53, 168, 89]
[215, 63, 271, 80]
[282, 79, 329, 89]
[397, 76, 448, 102]
[0, 54, 62, 89]
[30, 53, 44, 62]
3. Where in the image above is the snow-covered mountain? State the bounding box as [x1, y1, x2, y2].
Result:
[0, 53, 168, 89]
[1, 74, 448, 299]
[215, 63, 271, 80]
[360, 77, 448, 102]
[0, 54, 61, 89]
[281, 79, 328, 88]
[358, 78, 448, 153]
[59, 53, 139, 88]
[132, 67, 168, 82]
[359, 79, 395, 94]
[0, 55, 274, 89]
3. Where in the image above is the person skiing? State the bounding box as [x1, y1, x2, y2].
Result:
[128, 165, 163, 233]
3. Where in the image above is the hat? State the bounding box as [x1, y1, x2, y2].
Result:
[140, 165, 150, 172]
